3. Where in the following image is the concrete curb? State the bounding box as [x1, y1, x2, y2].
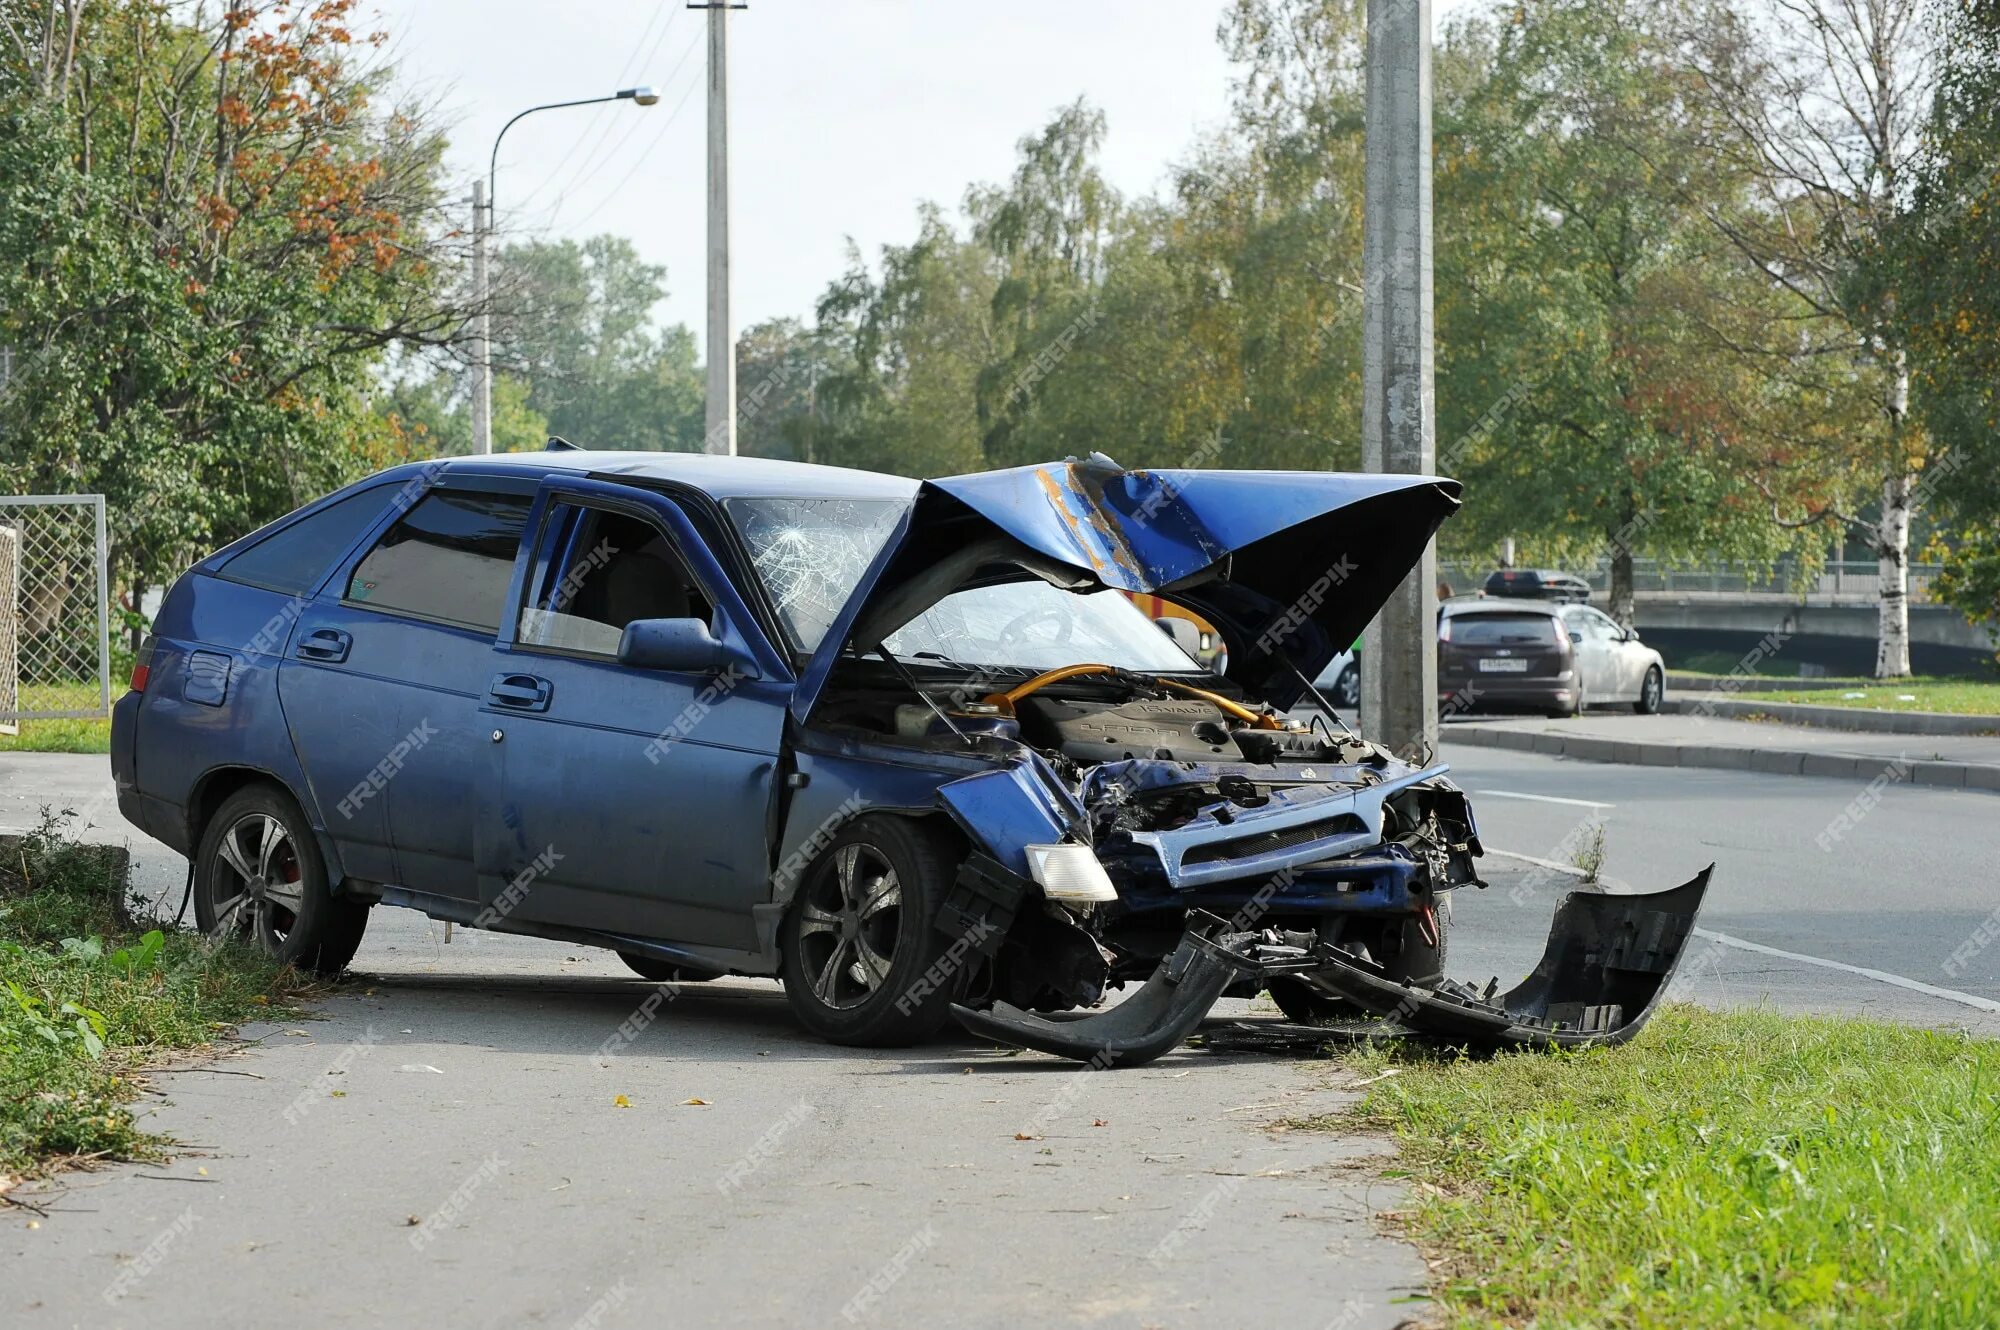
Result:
[1661, 693, 2000, 737]
[1444, 724, 2000, 793]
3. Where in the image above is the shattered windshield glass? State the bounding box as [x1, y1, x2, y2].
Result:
[729, 497, 908, 650]
[884, 584, 1201, 673]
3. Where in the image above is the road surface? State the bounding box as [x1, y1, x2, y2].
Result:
[6, 739, 1998, 1328]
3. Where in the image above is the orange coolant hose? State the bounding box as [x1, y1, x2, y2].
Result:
[983, 665, 1285, 730]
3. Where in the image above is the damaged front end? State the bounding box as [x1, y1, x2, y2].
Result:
[771, 457, 1713, 1066]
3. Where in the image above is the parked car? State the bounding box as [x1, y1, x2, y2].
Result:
[1438, 599, 1665, 716]
[1313, 648, 1360, 709]
[112, 451, 1707, 1063]
[1482, 567, 1592, 603]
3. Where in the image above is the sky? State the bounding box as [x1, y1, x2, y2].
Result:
[371, 0, 1256, 355]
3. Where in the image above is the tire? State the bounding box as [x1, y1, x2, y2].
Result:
[618, 952, 717, 983]
[193, 784, 368, 976]
[1266, 977, 1363, 1024]
[1368, 894, 1452, 988]
[778, 816, 965, 1047]
[1333, 665, 1361, 710]
[1634, 666, 1664, 715]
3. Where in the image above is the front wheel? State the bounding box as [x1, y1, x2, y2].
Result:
[193, 784, 368, 975]
[1634, 666, 1664, 715]
[778, 816, 965, 1047]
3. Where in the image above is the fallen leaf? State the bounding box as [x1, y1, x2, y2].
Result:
[251, 995, 268, 1005]
[197, 1167, 208, 1177]
[613, 1094, 632, 1108]
[681, 1097, 709, 1106]
[1092, 1119, 1108, 1127]
[403, 1215, 421, 1227]
[330, 1090, 347, 1098]
[1014, 1132, 1040, 1141]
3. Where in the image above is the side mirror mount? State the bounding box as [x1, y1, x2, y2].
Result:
[1623, 627, 1641, 642]
[617, 617, 756, 677]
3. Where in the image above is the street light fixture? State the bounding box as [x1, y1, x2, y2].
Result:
[472, 87, 659, 454]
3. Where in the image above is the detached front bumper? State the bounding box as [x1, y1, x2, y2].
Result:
[953, 866, 1714, 1067]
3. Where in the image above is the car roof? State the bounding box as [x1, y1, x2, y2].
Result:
[1442, 597, 1566, 617]
[407, 449, 923, 503]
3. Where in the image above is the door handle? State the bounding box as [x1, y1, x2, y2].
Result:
[488, 672, 552, 712]
[295, 628, 352, 663]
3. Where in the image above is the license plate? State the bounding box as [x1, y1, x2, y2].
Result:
[1477, 657, 1529, 673]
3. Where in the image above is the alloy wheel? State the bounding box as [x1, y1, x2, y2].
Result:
[795, 843, 903, 1010]
[209, 811, 303, 952]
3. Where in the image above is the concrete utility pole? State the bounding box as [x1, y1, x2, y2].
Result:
[1358, 0, 1438, 758]
[470, 179, 492, 455]
[703, 1, 738, 455]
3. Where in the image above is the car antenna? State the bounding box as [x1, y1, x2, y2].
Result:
[873, 646, 974, 747]
[1286, 658, 1360, 743]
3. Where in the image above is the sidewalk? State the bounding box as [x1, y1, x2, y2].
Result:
[1443, 711, 2000, 790]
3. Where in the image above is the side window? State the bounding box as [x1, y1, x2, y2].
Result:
[1560, 609, 1591, 640]
[346, 490, 532, 631]
[515, 504, 714, 657]
[217, 485, 398, 595]
[1588, 609, 1622, 639]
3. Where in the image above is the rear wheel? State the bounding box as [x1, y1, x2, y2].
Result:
[1332, 664, 1360, 710]
[779, 816, 964, 1047]
[1634, 666, 1664, 715]
[193, 785, 368, 975]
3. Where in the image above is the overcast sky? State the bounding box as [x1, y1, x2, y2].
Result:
[373, 1, 1481, 356]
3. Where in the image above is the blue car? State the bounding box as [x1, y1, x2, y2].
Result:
[112, 449, 1709, 1063]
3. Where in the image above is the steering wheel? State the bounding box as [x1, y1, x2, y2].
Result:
[997, 604, 1074, 648]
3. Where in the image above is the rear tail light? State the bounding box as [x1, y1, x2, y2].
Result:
[128, 634, 156, 693]
[1550, 617, 1572, 650]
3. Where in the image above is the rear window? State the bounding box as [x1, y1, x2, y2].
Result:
[216, 486, 398, 595]
[1449, 613, 1559, 646]
[346, 490, 532, 631]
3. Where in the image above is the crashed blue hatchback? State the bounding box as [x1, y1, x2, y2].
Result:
[113, 448, 1710, 1064]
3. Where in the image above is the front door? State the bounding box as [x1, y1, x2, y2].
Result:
[477, 481, 791, 951]
[284, 480, 535, 897]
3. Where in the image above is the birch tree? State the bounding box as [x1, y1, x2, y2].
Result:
[1682, 0, 1943, 676]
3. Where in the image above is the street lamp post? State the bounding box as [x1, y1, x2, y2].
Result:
[472, 87, 659, 455]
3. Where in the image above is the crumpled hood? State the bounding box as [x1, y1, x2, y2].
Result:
[793, 456, 1461, 720]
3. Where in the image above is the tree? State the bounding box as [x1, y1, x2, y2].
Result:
[1432, 0, 1798, 625]
[489, 235, 705, 452]
[1681, 0, 1945, 675]
[0, 0, 466, 591]
[1896, 0, 2000, 626]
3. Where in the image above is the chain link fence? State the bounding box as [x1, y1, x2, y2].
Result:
[0, 495, 111, 727]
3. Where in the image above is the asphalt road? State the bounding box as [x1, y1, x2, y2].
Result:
[7, 736, 1999, 1327]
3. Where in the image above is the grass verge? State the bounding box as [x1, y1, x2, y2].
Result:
[1728, 679, 2000, 717]
[1304, 1006, 2000, 1329]
[1, 682, 114, 754]
[0, 811, 301, 1184]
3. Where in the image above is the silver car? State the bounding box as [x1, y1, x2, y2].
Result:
[1557, 604, 1666, 714]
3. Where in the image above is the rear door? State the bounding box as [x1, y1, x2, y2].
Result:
[475, 479, 792, 951]
[282, 478, 535, 898]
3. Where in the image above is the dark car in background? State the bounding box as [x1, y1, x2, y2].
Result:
[1439, 599, 1665, 716]
[1482, 568, 1592, 604]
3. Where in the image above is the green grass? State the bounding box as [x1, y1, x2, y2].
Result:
[1, 681, 113, 754]
[1304, 1007, 2000, 1329]
[1728, 679, 2000, 717]
[0, 811, 302, 1179]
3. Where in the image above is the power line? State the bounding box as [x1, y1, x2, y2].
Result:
[557, 56, 703, 235]
[512, 5, 680, 219]
[538, 22, 698, 223]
